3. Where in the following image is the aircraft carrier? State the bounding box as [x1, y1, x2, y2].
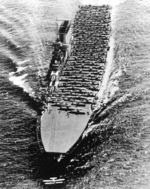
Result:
[38, 5, 111, 156]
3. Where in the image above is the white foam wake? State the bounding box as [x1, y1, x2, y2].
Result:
[9, 72, 35, 96]
[80, 0, 126, 7]
[96, 2, 119, 105]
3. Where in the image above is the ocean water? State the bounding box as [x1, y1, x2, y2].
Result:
[0, 0, 79, 188]
[65, 0, 150, 189]
[1, 0, 150, 189]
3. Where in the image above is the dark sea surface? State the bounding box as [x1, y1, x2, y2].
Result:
[1, 0, 150, 189]
[0, 0, 78, 188]
[65, 1, 150, 188]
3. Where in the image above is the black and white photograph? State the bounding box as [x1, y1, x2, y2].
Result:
[0, 0, 150, 188]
